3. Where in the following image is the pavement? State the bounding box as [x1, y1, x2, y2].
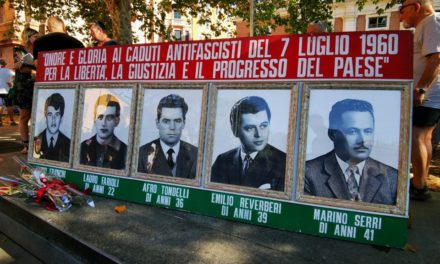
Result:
[0, 117, 440, 263]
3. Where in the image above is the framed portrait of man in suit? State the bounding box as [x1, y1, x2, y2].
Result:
[132, 84, 208, 186]
[29, 84, 77, 168]
[72, 84, 136, 177]
[205, 83, 297, 199]
[296, 82, 411, 215]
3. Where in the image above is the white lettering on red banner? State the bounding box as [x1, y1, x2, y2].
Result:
[36, 31, 412, 83]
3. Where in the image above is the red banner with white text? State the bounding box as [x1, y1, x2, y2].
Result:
[36, 31, 412, 83]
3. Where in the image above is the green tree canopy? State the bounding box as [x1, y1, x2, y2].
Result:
[1, 0, 404, 45]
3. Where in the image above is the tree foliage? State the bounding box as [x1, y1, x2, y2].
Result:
[284, 0, 334, 33]
[0, 0, 403, 45]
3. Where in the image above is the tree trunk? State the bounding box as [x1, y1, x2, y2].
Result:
[103, 0, 132, 44]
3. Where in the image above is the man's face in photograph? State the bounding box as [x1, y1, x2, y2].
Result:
[238, 110, 270, 153]
[156, 107, 185, 147]
[332, 111, 374, 163]
[95, 105, 119, 141]
[46, 106, 62, 135]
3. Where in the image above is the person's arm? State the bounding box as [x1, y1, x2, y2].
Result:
[20, 53, 37, 71]
[14, 52, 23, 70]
[33, 40, 40, 69]
[414, 53, 440, 106]
[13, 52, 35, 73]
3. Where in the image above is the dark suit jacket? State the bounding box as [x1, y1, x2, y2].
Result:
[35, 130, 70, 162]
[304, 151, 398, 205]
[80, 135, 127, 169]
[211, 144, 286, 191]
[137, 139, 198, 179]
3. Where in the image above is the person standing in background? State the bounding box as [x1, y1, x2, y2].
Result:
[400, 0, 440, 201]
[33, 16, 84, 68]
[90, 21, 119, 47]
[306, 20, 327, 34]
[14, 28, 39, 154]
[0, 58, 16, 126]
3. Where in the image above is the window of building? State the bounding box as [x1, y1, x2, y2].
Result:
[185, 31, 190, 41]
[174, 30, 182, 41]
[368, 16, 387, 29]
[173, 10, 181, 19]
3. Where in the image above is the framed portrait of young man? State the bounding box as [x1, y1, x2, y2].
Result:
[132, 84, 208, 186]
[295, 82, 411, 215]
[73, 84, 137, 177]
[205, 83, 297, 199]
[29, 84, 77, 168]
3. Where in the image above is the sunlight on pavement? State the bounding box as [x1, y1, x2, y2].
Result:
[0, 138, 16, 141]
[0, 248, 14, 264]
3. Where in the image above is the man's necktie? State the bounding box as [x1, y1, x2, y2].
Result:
[167, 149, 175, 170]
[347, 165, 360, 201]
[49, 137, 54, 149]
[242, 154, 251, 177]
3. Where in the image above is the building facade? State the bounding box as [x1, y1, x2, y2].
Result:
[130, 1, 235, 43]
[0, 1, 19, 70]
[0, 0, 235, 65]
[332, 0, 440, 32]
[234, 1, 440, 36]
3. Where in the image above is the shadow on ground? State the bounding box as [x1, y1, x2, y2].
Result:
[426, 146, 440, 191]
[0, 142, 22, 154]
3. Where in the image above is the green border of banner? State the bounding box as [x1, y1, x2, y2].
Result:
[34, 164, 407, 248]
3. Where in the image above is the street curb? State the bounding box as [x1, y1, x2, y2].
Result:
[0, 196, 122, 264]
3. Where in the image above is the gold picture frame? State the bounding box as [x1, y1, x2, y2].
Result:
[204, 82, 297, 200]
[28, 84, 78, 168]
[132, 83, 208, 187]
[295, 82, 411, 215]
[72, 83, 137, 177]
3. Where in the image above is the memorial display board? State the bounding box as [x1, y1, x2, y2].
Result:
[31, 31, 412, 247]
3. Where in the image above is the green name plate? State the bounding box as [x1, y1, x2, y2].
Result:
[35, 164, 407, 248]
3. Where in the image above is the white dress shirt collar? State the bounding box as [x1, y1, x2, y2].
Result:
[160, 140, 180, 162]
[335, 154, 366, 185]
[45, 131, 59, 147]
[240, 148, 258, 162]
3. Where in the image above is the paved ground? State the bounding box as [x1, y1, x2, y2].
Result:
[1, 116, 440, 263]
[0, 119, 21, 154]
[0, 232, 42, 264]
[0, 116, 41, 263]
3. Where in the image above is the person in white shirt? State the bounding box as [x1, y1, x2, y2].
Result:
[0, 58, 16, 126]
[400, 0, 440, 200]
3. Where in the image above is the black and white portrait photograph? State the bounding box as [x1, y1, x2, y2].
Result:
[206, 83, 296, 198]
[133, 85, 207, 185]
[296, 83, 411, 215]
[74, 85, 135, 176]
[29, 86, 76, 167]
